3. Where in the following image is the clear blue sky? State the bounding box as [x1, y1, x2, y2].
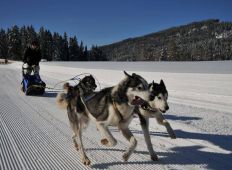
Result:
[0, 0, 231, 48]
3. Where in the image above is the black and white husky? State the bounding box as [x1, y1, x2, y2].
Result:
[136, 79, 176, 161]
[56, 71, 151, 165]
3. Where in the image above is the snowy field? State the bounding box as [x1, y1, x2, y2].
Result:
[1, 61, 232, 170]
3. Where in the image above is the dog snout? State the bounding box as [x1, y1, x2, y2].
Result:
[149, 94, 155, 101]
[165, 105, 169, 111]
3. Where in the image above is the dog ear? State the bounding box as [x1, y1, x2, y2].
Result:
[149, 80, 154, 88]
[124, 71, 132, 78]
[151, 80, 160, 89]
[160, 79, 166, 88]
[132, 73, 137, 77]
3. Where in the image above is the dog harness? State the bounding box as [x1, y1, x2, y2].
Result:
[112, 99, 124, 122]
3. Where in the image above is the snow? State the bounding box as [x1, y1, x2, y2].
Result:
[1, 61, 232, 170]
[215, 30, 232, 39]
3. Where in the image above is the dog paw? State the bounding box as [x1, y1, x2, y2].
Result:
[101, 138, 109, 145]
[170, 133, 176, 139]
[82, 157, 91, 166]
[171, 135, 176, 139]
[101, 138, 117, 147]
[168, 130, 176, 139]
[151, 154, 158, 161]
[122, 153, 130, 162]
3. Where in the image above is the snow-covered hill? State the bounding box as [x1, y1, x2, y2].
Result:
[1, 61, 232, 170]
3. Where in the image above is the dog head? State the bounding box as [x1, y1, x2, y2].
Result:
[148, 79, 169, 113]
[64, 75, 97, 103]
[78, 75, 97, 94]
[122, 71, 150, 106]
[63, 83, 77, 104]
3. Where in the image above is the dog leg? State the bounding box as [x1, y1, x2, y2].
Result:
[77, 121, 91, 165]
[97, 123, 117, 147]
[138, 114, 158, 161]
[72, 133, 79, 151]
[119, 127, 137, 161]
[156, 114, 176, 139]
[68, 106, 80, 151]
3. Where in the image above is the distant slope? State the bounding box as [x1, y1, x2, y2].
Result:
[100, 19, 232, 61]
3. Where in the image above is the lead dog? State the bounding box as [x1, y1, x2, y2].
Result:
[136, 79, 176, 161]
[56, 71, 151, 165]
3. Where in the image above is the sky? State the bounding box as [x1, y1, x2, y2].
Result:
[0, 0, 232, 48]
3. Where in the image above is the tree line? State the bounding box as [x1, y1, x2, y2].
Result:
[1, 20, 231, 62]
[0, 25, 107, 61]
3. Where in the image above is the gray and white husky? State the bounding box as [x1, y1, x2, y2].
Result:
[56, 71, 150, 165]
[136, 79, 176, 161]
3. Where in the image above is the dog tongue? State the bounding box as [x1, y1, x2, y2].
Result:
[131, 96, 146, 106]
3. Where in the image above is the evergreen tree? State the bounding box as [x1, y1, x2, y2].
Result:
[62, 32, 69, 61]
[45, 30, 53, 61]
[0, 29, 9, 59]
[84, 46, 89, 61]
[79, 41, 85, 61]
[39, 27, 46, 60]
[8, 25, 22, 60]
[39, 28, 53, 61]
[20, 26, 28, 55]
[27, 25, 37, 41]
[69, 36, 79, 61]
[53, 32, 62, 61]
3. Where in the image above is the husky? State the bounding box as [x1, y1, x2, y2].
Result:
[56, 71, 150, 165]
[56, 74, 97, 164]
[136, 79, 176, 161]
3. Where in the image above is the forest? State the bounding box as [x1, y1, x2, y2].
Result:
[0, 25, 107, 61]
[100, 19, 232, 61]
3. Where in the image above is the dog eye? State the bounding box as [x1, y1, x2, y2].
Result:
[137, 86, 142, 90]
[158, 96, 161, 100]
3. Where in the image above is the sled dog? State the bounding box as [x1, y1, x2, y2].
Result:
[56, 71, 150, 165]
[136, 79, 176, 161]
[56, 74, 97, 165]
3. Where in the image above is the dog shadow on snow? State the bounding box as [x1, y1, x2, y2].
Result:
[90, 132, 232, 169]
[90, 115, 232, 169]
[43, 91, 58, 98]
[164, 114, 202, 121]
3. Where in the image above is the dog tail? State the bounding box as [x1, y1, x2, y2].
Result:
[56, 82, 70, 110]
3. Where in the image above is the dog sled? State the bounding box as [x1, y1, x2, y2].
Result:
[21, 64, 46, 96]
